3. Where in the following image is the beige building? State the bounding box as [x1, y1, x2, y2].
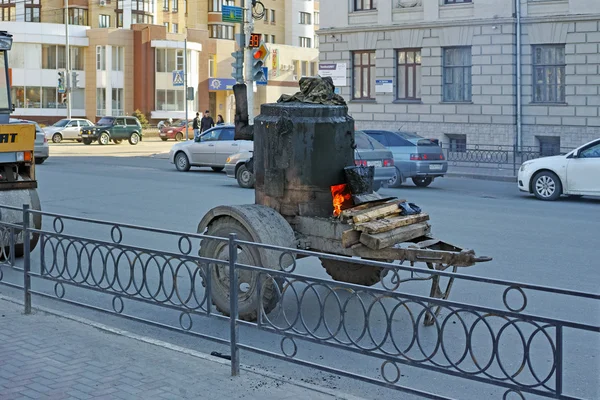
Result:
[318, 0, 600, 153]
[1, 0, 320, 125]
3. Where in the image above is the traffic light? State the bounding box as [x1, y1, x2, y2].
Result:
[57, 71, 65, 93]
[71, 71, 79, 88]
[231, 50, 244, 83]
[251, 43, 269, 82]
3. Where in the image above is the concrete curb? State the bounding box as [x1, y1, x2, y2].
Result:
[446, 172, 517, 183]
[0, 295, 365, 400]
[150, 152, 170, 159]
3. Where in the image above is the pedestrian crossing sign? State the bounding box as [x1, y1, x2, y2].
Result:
[256, 67, 268, 85]
[172, 70, 184, 86]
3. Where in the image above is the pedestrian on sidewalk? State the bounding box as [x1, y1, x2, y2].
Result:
[200, 110, 214, 134]
[193, 112, 201, 140]
[217, 114, 224, 125]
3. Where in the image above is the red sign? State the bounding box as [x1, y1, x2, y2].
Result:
[249, 33, 261, 48]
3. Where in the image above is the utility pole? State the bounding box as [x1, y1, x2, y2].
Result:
[243, 0, 255, 125]
[184, 38, 189, 140]
[64, 0, 71, 119]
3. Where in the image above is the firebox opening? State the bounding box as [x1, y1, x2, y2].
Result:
[331, 183, 353, 217]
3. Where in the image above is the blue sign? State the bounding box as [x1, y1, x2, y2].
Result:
[375, 79, 393, 93]
[222, 5, 243, 23]
[208, 78, 237, 91]
[256, 67, 268, 86]
[173, 70, 184, 86]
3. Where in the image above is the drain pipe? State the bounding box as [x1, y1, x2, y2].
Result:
[515, 0, 523, 152]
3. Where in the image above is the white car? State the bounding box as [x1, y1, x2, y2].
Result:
[44, 118, 95, 143]
[169, 124, 253, 172]
[518, 138, 600, 201]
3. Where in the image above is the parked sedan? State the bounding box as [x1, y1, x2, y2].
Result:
[224, 131, 396, 190]
[159, 119, 193, 141]
[169, 125, 253, 172]
[9, 118, 49, 164]
[364, 130, 447, 187]
[518, 138, 600, 201]
[44, 118, 95, 143]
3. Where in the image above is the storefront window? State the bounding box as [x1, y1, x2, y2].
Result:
[11, 86, 24, 108]
[25, 87, 41, 108]
[42, 87, 57, 108]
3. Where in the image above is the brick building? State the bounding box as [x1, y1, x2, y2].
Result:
[318, 0, 600, 152]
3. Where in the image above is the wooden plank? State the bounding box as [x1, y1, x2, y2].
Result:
[340, 198, 403, 220]
[341, 229, 361, 248]
[359, 222, 431, 250]
[354, 213, 430, 234]
[352, 203, 402, 224]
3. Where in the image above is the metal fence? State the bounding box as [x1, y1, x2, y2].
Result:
[0, 204, 598, 400]
[441, 144, 575, 177]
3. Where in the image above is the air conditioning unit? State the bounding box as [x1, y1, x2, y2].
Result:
[99, 0, 106, 6]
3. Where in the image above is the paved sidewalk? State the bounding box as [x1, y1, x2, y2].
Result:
[0, 299, 356, 400]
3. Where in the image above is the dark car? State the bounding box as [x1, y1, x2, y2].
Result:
[80, 116, 143, 145]
[364, 130, 448, 187]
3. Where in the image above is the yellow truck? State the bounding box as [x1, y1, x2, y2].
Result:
[0, 31, 41, 258]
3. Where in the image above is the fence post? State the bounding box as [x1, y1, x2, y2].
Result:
[228, 233, 240, 376]
[555, 325, 563, 395]
[22, 204, 31, 315]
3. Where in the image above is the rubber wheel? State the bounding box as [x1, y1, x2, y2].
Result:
[175, 132, 183, 141]
[82, 138, 93, 145]
[35, 158, 45, 165]
[113, 139, 123, 144]
[3, 189, 42, 259]
[412, 177, 433, 187]
[388, 167, 403, 188]
[320, 258, 389, 286]
[211, 167, 224, 172]
[236, 165, 255, 189]
[532, 171, 562, 201]
[161, 138, 168, 142]
[199, 217, 281, 321]
[52, 133, 62, 143]
[98, 132, 110, 145]
[175, 152, 190, 172]
[129, 133, 140, 145]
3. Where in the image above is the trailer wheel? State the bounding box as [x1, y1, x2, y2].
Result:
[320, 258, 389, 286]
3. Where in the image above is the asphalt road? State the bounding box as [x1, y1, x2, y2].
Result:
[1, 141, 598, 400]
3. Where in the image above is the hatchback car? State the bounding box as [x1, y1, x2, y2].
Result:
[169, 125, 253, 172]
[159, 119, 193, 141]
[364, 130, 448, 187]
[518, 138, 600, 201]
[44, 118, 95, 143]
[80, 116, 143, 145]
[224, 131, 395, 190]
[9, 118, 49, 164]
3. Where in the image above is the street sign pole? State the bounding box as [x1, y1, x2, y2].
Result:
[184, 38, 189, 141]
[243, 0, 255, 125]
[64, 0, 71, 119]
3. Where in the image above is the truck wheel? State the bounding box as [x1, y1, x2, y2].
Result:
[175, 132, 183, 141]
[82, 138, 93, 145]
[236, 165, 255, 189]
[412, 177, 433, 187]
[98, 132, 110, 145]
[52, 133, 62, 143]
[199, 217, 280, 321]
[129, 133, 140, 145]
[320, 258, 389, 286]
[1, 188, 42, 259]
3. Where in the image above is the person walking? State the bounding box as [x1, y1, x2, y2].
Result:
[192, 112, 201, 139]
[200, 110, 214, 134]
[216, 114, 224, 125]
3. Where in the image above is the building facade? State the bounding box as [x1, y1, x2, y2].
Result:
[318, 0, 600, 152]
[1, 0, 320, 125]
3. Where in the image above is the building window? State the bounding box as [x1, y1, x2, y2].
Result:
[353, 51, 376, 100]
[271, 35, 275, 44]
[68, 8, 88, 26]
[112, 88, 124, 116]
[42, 45, 67, 70]
[96, 88, 106, 116]
[155, 89, 185, 111]
[209, 0, 233, 12]
[156, 49, 187, 72]
[299, 12, 311, 25]
[25, 0, 40, 22]
[537, 136, 561, 157]
[99, 14, 110, 28]
[301, 61, 308, 77]
[443, 47, 471, 102]
[532, 45, 566, 103]
[209, 55, 215, 78]
[299, 37, 312, 48]
[176, 50, 185, 70]
[314, 12, 319, 25]
[397, 49, 421, 100]
[42, 87, 58, 109]
[310, 62, 317, 76]
[164, 22, 169, 30]
[1, 1, 16, 22]
[209, 24, 234, 40]
[444, 0, 472, 4]
[172, 0, 178, 11]
[270, 9, 275, 24]
[163, 0, 168, 10]
[70, 47, 85, 71]
[354, 0, 376, 11]
[118, 0, 154, 25]
[172, 23, 179, 33]
[314, 35, 319, 49]
[112, 47, 124, 71]
[446, 134, 467, 153]
[96, 46, 106, 71]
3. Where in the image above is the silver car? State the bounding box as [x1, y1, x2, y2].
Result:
[364, 130, 448, 187]
[225, 131, 396, 191]
[44, 118, 95, 143]
[9, 118, 49, 164]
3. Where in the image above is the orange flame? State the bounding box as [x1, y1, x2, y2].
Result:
[331, 184, 353, 217]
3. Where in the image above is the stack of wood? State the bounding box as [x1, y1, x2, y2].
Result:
[339, 198, 430, 250]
